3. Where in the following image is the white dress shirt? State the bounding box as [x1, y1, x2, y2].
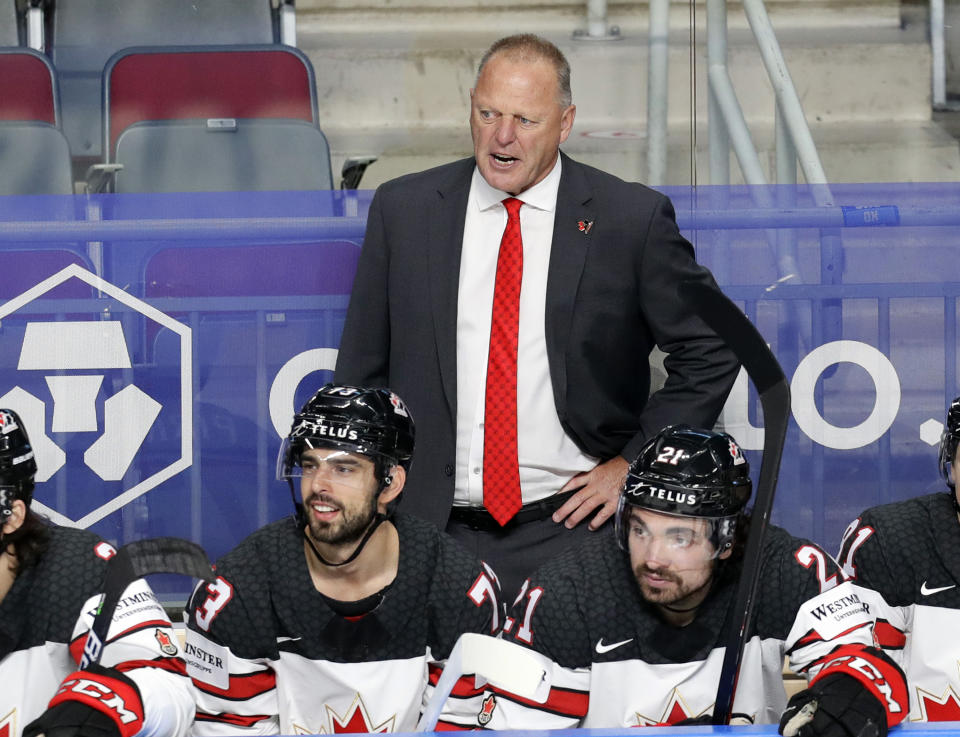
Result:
[454, 156, 598, 508]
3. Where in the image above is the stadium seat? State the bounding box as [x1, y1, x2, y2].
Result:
[0, 1, 18, 46]
[0, 123, 73, 195]
[102, 45, 317, 161]
[0, 47, 60, 125]
[0, 47, 73, 194]
[112, 118, 333, 193]
[49, 0, 278, 162]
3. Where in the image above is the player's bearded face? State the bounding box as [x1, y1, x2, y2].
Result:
[627, 509, 719, 608]
[300, 449, 380, 546]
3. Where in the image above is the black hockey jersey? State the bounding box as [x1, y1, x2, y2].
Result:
[0, 526, 194, 737]
[838, 492, 960, 721]
[184, 513, 501, 734]
[483, 525, 895, 729]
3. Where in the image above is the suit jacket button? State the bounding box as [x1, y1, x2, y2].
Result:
[443, 464, 454, 476]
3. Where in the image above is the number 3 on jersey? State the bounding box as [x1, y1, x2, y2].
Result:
[195, 576, 234, 631]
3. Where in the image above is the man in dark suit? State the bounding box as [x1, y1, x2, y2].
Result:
[334, 34, 739, 600]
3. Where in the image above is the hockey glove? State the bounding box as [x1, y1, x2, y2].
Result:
[24, 664, 145, 737]
[780, 642, 908, 737]
[780, 672, 888, 737]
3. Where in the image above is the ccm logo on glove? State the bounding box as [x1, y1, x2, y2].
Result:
[47, 666, 146, 737]
[815, 653, 905, 718]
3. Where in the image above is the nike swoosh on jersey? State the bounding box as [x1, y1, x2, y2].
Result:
[595, 637, 634, 654]
[276, 635, 303, 643]
[920, 581, 956, 596]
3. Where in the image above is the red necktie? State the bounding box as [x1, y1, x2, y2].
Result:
[483, 197, 523, 525]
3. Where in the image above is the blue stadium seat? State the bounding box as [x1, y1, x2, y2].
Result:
[112, 118, 333, 193]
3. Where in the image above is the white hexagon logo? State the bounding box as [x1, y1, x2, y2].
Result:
[920, 418, 944, 446]
[0, 264, 192, 527]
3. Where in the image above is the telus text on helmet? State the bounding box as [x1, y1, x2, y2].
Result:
[632, 484, 698, 506]
[292, 419, 359, 441]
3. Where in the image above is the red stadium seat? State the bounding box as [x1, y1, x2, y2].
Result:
[49, 0, 279, 161]
[0, 47, 73, 194]
[103, 45, 318, 162]
[0, 47, 60, 125]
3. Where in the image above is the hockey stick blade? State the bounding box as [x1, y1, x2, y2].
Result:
[417, 633, 548, 731]
[81, 537, 215, 668]
[677, 281, 791, 725]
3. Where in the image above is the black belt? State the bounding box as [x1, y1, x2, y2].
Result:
[449, 489, 578, 531]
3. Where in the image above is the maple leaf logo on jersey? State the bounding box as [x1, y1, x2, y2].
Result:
[634, 689, 706, 726]
[315, 694, 395, 734]
[154, 628, 178, 656]
[478, 694, 497, 725]
[0, 707, 16, 737]
[917, 685, 960, 721]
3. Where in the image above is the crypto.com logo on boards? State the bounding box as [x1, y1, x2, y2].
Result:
[720, 339, 938, 451]
[0, 265, 192, 528]
[272, 343, 929, 454]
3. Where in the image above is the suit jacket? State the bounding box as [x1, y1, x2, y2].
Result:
[334, 152, 739, 526]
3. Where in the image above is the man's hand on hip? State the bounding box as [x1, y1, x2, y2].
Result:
[553, 456, 629, 530]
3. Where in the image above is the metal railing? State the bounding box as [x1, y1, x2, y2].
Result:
[3, 183, 959, 593]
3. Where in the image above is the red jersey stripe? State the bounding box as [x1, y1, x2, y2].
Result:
[194, 669, 276, 700]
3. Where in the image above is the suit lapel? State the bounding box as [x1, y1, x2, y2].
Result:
[428, 159, 474, 419]
[545, 153, 594, 407]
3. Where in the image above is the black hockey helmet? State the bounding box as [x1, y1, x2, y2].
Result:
[278, 384, 415, 484]
[0, 409, 38, 519]
[616, 425, 751, 553]
[939, 395, 960, 488]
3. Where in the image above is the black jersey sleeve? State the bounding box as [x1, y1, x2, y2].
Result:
[185, 538, 281, 736]
[421, 529, 508, 730]
[837, 510, 897, 594]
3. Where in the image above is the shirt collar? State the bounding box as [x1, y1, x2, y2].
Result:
[471, 154, 563, 213]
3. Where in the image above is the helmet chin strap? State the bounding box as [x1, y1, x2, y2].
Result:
[301, 511, 388, 568]
[288, 477, 392, 568]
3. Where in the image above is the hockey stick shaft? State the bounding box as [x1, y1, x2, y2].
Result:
[80, 537, 215, 668]
[678, 281, 791, 725]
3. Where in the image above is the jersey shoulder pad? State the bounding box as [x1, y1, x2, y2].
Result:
[26, 526, 112, 642]
[751, 526, 844, 638]
[843, 493, 955, 601]
[394, 514, 500, 656]
[507, 532, 623, 669]
[188, 519, 296, 654]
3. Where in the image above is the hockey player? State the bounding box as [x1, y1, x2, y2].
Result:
[0, 409, 195, 737]
[837, 394, 960, 721]
[184, 384, 502, 734]
[482, 425, 907, 734]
